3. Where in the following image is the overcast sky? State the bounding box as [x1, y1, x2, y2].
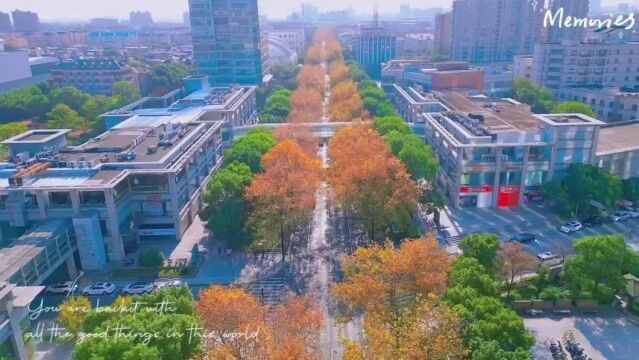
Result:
[0, 0, 631, 22]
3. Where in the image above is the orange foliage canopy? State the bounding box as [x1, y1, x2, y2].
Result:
[288, 88, 323, 123]
[327, 124, 419, 231]
[297, 65, 326, 94]
[332, 234, 451, 315]
[329, 80, 363, 121]
[329, 61, 350, 86]
[245, 140, 323, 247]
[196, 286, 323, 360]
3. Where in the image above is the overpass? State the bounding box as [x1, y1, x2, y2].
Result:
[226, 121, 363, 141]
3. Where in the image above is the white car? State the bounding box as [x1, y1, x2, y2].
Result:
[612, 211, 630, 222]
[81, 282, 116, 296]
[537, 252, 564, 267]
[627, 208, 639, 219]
[46, 281, 78, 294]
[154, 278, 186, 289]
[559, 221, 583, 234]
[122, 282, 154, 295]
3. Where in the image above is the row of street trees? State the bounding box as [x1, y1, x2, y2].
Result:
[328, 124, 419, 239]
[199, 128, 276, 250]
[61, 284, 324, 359]
[326, 35, 364, 122]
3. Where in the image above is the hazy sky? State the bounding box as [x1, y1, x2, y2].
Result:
[0, 0, 630, 22]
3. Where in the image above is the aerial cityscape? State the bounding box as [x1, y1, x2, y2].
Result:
[1, 0, 639, 359]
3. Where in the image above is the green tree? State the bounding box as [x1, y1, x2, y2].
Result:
[0, 122, 28, 141]
[147, 63, 190, 95]
[449, 257, 498, 297]
[75, 287, 200, 360]
[81, 95, 119, 119]
[58, 296, 92, 336]
[224, 128, 277, 173]
[563, 235, 639, 303]
[372, 116, 411, 136]
[112, 80, 141, 105]
[0, 84, 51, 122]
[45, 104, 88, 130]
[201, 162, 253, 247]
[50, 86, 90, 113]
[458, 233, 501, 273]
[138, 248, 164, 267]
[270, 64, 300, 90]
[513, 79, 555, 114]
[552, 102, 596, 117]
[260, 89, 292, 123]
[398, 142, 438, 181]
[621, 178, 639, 202]
[543, 164, 620, 218]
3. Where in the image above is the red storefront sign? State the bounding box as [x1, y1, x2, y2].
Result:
[498, 186, 521, 207]
[459, 186, 493, 193]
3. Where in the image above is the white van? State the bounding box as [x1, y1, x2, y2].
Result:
[537, 252, 564, 267]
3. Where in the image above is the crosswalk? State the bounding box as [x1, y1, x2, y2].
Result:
[243, 277, 287, 306]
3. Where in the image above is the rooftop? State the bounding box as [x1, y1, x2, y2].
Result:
[54, 59, 125, 71]
[2, 129, 70, 144]
[434, 91, 541, 133]
[597, 122, 639, 155]
[0, 219, 69, 282]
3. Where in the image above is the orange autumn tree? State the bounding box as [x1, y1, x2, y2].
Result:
[329, 61, 350, 85]
[329, 80, 363, 121]
[333, 235, 465, 359]
[244, 140, 322, 250]
[196, 286, 323, 360]
[332, 234, 451, 315]
[297, 65, 325, 94]
[328, 124, 419, 234]
[288, 87, 323, 123]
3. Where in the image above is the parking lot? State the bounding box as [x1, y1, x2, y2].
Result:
[436, 204, 639, 257]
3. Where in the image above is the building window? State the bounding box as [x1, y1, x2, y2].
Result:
[81, 191, 106, 206]
[49, 192, 72, 207]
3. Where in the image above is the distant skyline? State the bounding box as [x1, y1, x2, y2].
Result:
[0, 0, 632, 22]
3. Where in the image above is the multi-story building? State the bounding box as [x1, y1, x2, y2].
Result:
[0, 12, 12, 32]
[0, 77, 257, 271]
[0, 282, 44, 360]
[383, 61, 485, 94]
[354, 26, 396, 78]
[388, 84, 449, 124]
[0, 49, 31, 85]
[396, 33, 433, 59]
[596, 121, 639, 180]
[420, 91, 606, 208]
[558, 85, 639, 122]
[189, 0, 269, 86]
[546, 0, 589, 43]
[433, 12, 452, 57]
[11, 10, 40, 33]
[269, 26, 305, 59]
[532, 40, 639, 92]
[129, 11, 155, 28]
[450, 0, 543, 63]
[483, 64, 514, 98]
[514, 55, 534, 80]
[51, 59, 138, 95]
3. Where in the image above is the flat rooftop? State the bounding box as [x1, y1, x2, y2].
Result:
[0, 219, 69, 282]
[597, 122, 639, 155]
[435, 91, 541, 133]
[2, 130, 70, 144]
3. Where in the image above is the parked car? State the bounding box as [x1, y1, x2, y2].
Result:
[537, 252, 564, 267]
[581, 215, 612, 227]
[627, 208, 639, 219]
[81, 282, 116, 296]
[509, 233, 536, 244]
[154, 278, 186, 289]
[612, 211, 630, 222]
[559, 221, 583, 234]
[122, 282, 154, 295]
[45, 281, 78, 294]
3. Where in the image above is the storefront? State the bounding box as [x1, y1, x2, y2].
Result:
[459, 186, 494, 208]
[523, 186, 544, 204]
[498, 186, 521, 207]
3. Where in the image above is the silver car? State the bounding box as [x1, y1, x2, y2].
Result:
[122, 282, 154, 295]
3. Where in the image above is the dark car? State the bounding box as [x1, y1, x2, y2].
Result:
[510, 233, 536, 244]
[581, 215, 611, 227]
